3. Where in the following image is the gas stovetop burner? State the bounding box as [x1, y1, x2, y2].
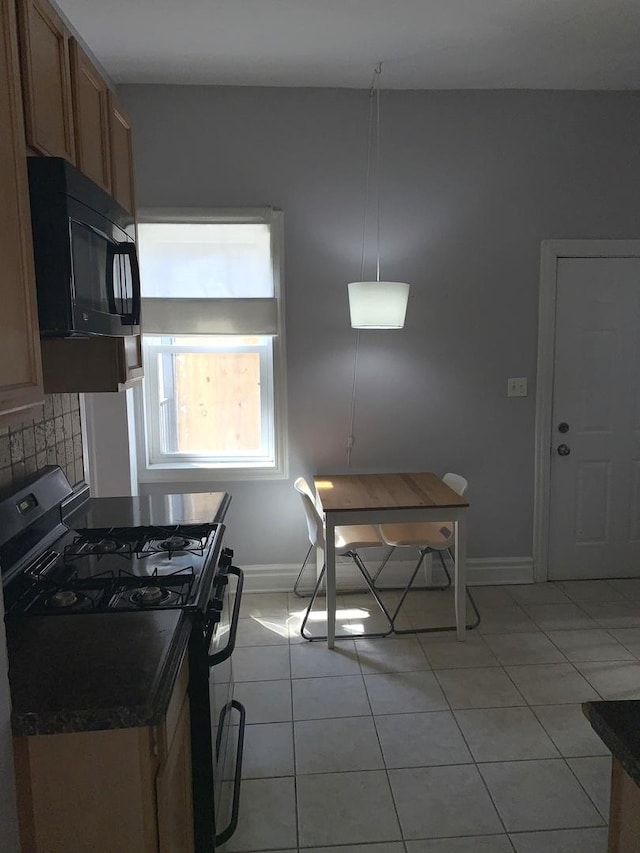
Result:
[45, 589, 95, 612]
[158, 536, 190, 551]
[94, 539, 119, 552]
[128, 586, 172, 607]
[65, 537, 134, 559]
[50, 589, 78, 608]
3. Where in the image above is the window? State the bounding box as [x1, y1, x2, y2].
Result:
[136, 209, 287, 481]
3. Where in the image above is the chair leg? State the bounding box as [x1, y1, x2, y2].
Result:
[415, 549, 452, 591]
[389, 549, 428, 627]
[300, 552, 394, 641]
[391, 547, 481, 635]
[349, 551, 394, 634]
[293, 543, 314, 598]
[371, 546, 396, 586]
[374, 546, 451, 596]
[388, 547, 452, 625]
[300, 563, 327, 640]
[436, 550, 452, 589]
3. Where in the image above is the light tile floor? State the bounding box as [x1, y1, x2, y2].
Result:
[216, 580, 640, 853]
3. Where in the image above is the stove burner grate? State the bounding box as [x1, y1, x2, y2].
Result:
[7, 523, 218, 615]
[64, 535, 136, 560]
[65, 523, 217, 561]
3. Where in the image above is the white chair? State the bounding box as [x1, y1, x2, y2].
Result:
[292, 477, 318, 597]
[293, 478, 393, 640]
[294, 476, 395, 597]
[378, 472, 479, 634]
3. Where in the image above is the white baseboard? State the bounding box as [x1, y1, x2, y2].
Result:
[239, 556, 534, 594]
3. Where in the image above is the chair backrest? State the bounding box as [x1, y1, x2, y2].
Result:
[443, 472, 468, 497]
[294, 476, 315, 503]
[294, 477, 325, 549]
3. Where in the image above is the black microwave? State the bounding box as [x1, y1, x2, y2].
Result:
[27, 157, 140, 337]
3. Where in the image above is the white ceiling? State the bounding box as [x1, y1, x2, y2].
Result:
[56, 0, 640, 90]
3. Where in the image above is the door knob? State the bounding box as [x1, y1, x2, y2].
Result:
[557, 444, 571, 456]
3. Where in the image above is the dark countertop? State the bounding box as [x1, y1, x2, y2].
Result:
[7, 609, 191, 736]
[583, 700, 640, 786]
[66, 491, 231, 529]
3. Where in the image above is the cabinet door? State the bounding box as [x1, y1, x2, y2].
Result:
[108, 91, 135, 214]
[121, 334, 144, 384]
[14, 727, 159, 853]
[70, 38, 111, 192]
[41, 335, 143, 393]
[156, 696, 194, 853]
[0, 0, 43, 423]
[16, 0, 75, 161]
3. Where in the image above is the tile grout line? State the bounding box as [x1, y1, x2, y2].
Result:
[288, 602, 301, 852]
[235, 584, 640, 850]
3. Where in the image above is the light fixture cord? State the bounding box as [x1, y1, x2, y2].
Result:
[375, 67, 382, 282]
[347, 62, 383, 469]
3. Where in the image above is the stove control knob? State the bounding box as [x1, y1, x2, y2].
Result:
[207, 598, 224, 618]
[220, 547, 234, 567]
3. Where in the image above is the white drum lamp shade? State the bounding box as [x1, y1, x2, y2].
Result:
[348, 280, 410, 329]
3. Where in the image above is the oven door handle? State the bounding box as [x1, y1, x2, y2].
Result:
[208, 565, 243, 667]
[214, 699, 246, 847]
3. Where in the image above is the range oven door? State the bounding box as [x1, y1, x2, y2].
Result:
[191, 553, 245, 852]
[209, 563, 245, 847]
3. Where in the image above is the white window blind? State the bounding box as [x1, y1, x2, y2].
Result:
[135, 209, 287, 481]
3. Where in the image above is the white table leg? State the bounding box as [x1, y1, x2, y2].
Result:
[325, 519, 336, 649]
[454, 513, 467, 641]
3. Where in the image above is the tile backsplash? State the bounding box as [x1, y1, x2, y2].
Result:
[0, 394, 84, 493]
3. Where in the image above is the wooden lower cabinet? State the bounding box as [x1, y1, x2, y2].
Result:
[0, 0, 44, 425]
[156, 697, 195, 853]
[14, 656, 193, 853]
[41, 335, 143, 392]
[608, 757, 640, 852]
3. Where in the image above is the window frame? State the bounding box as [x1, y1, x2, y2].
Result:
[134, 208, 288, 483]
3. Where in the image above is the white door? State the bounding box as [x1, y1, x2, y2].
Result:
[548, 256, 640, 580]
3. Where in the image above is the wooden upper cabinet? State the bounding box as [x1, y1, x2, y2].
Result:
[0, 0, 44, 423]
[70, 38, 111, 192]
[40, 335, 143, 393]
[16, 0, 75, 161]
[108, 91, 135, 214]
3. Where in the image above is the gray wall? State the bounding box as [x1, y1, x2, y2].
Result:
[120, 85, 640, 566]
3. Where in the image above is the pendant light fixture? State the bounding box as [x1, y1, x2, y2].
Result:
[348, 63, 410, 330]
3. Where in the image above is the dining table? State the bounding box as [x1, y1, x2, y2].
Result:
[313, 471, 469, 649]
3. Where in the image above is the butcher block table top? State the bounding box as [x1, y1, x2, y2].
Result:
[314, 472, 469, 513]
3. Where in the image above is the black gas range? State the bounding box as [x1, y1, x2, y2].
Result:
[1, 467, 230, 619]
[0, 466, 245, 852]
[4, 521, 225, 617]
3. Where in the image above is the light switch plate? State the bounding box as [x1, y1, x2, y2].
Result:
[507, 377, 528, 397]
